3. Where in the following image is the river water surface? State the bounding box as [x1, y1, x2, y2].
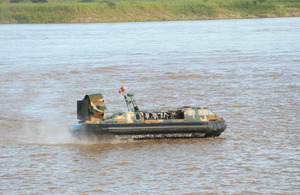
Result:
[0, 18, 299, 194]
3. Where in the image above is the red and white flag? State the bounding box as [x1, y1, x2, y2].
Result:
[119, 86, 127, 94]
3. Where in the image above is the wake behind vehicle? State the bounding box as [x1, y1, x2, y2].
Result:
[69, 86, 227, 140]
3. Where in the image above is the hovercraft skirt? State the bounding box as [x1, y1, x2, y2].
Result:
[69, 121, 226, 140]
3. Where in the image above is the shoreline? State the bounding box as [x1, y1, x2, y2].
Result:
[65, 12, 300, 24]
[1, 14, 299, 24]
[1, 0, 299, 24]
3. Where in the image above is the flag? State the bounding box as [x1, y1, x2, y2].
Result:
[119, 86, 127, 94]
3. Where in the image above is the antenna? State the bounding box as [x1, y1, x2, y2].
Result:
[119, 86, 139, 112]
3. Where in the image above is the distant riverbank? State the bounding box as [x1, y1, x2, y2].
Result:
[1, 0, 299, 24]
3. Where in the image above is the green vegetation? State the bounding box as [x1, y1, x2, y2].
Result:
[0, 0, 299, 23]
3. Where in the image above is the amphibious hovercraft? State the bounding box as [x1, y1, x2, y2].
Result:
[69, 86, 227, 140]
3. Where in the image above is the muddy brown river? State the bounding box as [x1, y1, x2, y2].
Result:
[0, 18, 299, 194]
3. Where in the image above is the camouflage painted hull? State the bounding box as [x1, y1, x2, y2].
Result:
[69, 120, 227, 140]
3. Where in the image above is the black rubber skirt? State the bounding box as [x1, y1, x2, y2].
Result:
[69, 121, 227, 140]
